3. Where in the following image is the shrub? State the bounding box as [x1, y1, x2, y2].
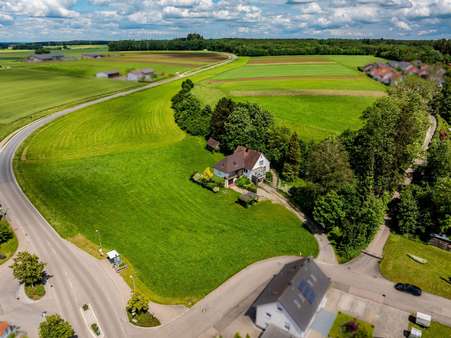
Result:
[345, 320, 359, 333]
[236, 176, 257, 192]
[91, 323, 101, 336]
[25, 284, 45, 300]
[0, 221, 13, 244]
[82, 304, 89, 311]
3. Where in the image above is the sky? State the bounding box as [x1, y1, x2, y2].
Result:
[0, 0, 450, 42]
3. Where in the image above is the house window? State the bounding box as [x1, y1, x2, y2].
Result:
[259, 160, 264, 165]
[266, 312, 272, 318]
[284, 322, 290, 330]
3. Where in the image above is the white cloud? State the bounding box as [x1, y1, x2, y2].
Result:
[1, 0, 79, 18]
[392, 17, 411, 30]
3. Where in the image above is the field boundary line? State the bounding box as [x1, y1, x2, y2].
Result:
[230, 89, 387, 97]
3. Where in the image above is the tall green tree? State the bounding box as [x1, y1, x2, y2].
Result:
[306, 138, 353, 192]
[425, 140, 451, 181]
[313, 191, 346, 231]
[10, 251, 46, 286]
[210, 97, 235, 141]
[282, 132, 301, 182]
[432, 177, 451, 234]
[39, 314, 74, 338]
[265, 126, 291, 170]
[397, 187, 420, 235]
[438, 70, 451, 124]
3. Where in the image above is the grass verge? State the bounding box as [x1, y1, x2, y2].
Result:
[410, 321, 451, 338]
[127, 311, 161, 327]
[0, 219, 18, 265]
[380, 234, 451, 299]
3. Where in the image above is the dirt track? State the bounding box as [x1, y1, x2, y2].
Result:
[230, 89, 387, 97]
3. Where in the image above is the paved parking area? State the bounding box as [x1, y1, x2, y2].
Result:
[325, 288, 410, 338]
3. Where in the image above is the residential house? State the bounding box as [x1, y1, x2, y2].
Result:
[252, 258, 331, 338]
[363, 63, 401, 85]
[96, 70, 120, 79]
[82, 53, 106, 59]
[127, 68, 155, 81]
[27, 54, 64, 62]
[213, 146, 270, 187]
[0, 321, 15, 338]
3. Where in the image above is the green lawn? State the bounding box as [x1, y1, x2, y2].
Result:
[214, 63, 358, 80]
[410, 321, 451, 338]
[193, 55, 385, 142]
[0, 50, 222, 141]
[15, 61, 318, 305]
[235, 96, 376, 141]
[380, 234, 451, 299]
[328, 312, 374, 338]
[0, 219, 18, 265]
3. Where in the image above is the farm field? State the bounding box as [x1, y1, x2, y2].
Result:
[15, 61, 318, 305]
[0, 49, 226, 140]
[193, 55, 386, 141]
[380, 234, 451, 299]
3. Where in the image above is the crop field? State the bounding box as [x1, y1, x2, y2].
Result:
[0, 49, 225, 140]
[15, 61, 318, 305]
[193, 55, 386, 141]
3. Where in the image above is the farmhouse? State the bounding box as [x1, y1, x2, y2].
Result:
[213, 146, 270, 187]
[363, 63, 401, 85]
[27, 54, 64, 62]
[252, 258, 331, 338]
[127, 68, 155, 81]
[96, 70, 120, 79]
[82, 53, 106, 59]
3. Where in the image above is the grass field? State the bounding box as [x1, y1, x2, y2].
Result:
[380, 234, 451, 299]
[0, 219, 18, 265]
[410, 321, 451, 338]
[193, 55, 386, 141]
[15, 61, 318, 305]
[0, 50, 225, 141]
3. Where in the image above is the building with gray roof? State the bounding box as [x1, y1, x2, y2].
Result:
[253, 257, 331, 338]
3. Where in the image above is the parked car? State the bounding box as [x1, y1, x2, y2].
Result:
[395, 283, 422, 296]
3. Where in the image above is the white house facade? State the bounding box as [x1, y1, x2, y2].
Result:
[253, 258, 331, 338]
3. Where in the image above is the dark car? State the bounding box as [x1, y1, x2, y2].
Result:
[395, 283, 422, 296]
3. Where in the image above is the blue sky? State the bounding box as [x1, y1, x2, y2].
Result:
[0, 0, 450, 42]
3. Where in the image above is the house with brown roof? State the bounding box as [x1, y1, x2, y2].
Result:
[207, 137, 220, 151]
[213, 146, 270, 187]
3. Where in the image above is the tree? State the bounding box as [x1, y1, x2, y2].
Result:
[425, 140, 451, 181]
[282, 132, 301, 182]
[181, 79, 194, 93]
[265, 126, 291, 170]
[396, 187, 420, 235]
[438, 70, 451, 123]
[0, 222, 12, 244]
[210, 98, 235, 142]
[313, 191, 346, 231]
[10, 251, 46, 286]
[432, 177, 451, 234]
[39, 314, 74, 338]
[306, 138, 353, 192]
[127, 292, 149, 314]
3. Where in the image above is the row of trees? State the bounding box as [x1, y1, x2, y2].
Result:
[109, 36, 450, 63]
[291, 77, 438, 259]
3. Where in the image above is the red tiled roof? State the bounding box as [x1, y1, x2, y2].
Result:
[214, 146, 262, 174]
[0, 322, 9, 335]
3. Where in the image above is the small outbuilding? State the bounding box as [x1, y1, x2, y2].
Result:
[27, 54, 64, 62]
[238, 192, 258, 207]
[106, 250, 121, 266]
[96, 70, 120, 79]
[82, 53, 105, 59]
[429, 233, 451, 252]
[127, 68, 155, 81]
[207, 137, 220, 151]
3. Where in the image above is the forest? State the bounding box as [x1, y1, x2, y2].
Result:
[109, 35, 450, 64]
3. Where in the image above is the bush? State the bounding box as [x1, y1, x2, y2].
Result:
[127, 311, 160, 327]
[82, 304, 89, 311]
[236, 176, 257, 192]
[0, 221, 13, 244]
[91, 323, 101, 336]
[265, 171, 273, 183]
[25, 283, 45, 300]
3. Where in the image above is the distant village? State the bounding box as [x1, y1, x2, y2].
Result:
[361, 60, 446, 86]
